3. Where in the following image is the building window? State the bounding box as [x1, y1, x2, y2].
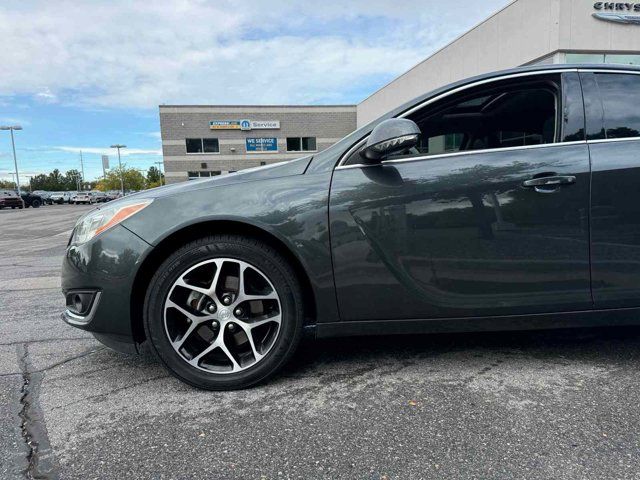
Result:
[286, 136, 317, 152]
[186, 138, 220, 154]
[565, 53, 640, 66]
[201, 162, 207, 169]
[203, 138, 219, 153]
[187, 170, 222, 180]
[186, 139, 203, 153]
[260, 161, 266, 166]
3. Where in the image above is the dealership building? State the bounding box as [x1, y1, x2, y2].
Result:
[160, 0, 640, 183]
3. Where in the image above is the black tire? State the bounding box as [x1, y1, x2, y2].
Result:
[31, 199, 41, 208]
[144, 234, 305, 390]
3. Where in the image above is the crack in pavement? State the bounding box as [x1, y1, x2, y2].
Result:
[17, 344, 60, 480]
[29, 347, 106, 374]
[50, 374, 171, 412]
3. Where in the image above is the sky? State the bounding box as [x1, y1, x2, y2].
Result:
[0, 0, 510, 183]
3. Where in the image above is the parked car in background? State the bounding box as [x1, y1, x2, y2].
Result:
[74, 191, 105, 205]
[70, 192, 79, 204]
[20, 192, 44, 208]
[93, 191, 108, 203]
[106, 191, 122, 202]
[33, 191, 54, 204]
[50, 192, 74, 204]
[74, 192, 95, 204]
[0, 191, 24, 209]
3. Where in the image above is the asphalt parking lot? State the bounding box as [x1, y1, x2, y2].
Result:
[2, 205, 640, 479]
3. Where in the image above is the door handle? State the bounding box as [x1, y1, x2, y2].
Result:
[522, 175, 576, 192]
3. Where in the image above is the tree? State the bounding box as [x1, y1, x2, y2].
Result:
[145, 166, 164, 189]
[95, 165, 145, 192]
[64, 169, 83, 191]
[0, 180, 16, 190]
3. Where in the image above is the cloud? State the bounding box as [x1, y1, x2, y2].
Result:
[141, 131, 161, 140]
[0, 117, 30, 127]
[0, 0, 509, 109]
[34, 87, 58, 103]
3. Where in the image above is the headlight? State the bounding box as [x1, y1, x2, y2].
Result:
[71, 199, 153, 245]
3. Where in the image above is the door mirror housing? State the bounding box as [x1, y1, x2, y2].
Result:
[361, 118, 421, 162]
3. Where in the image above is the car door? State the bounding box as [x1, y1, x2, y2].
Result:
[581, 70, 640, 308]
[329, 71, 592, 322]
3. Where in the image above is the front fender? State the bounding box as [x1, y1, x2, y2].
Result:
[121, 170, 339, 324]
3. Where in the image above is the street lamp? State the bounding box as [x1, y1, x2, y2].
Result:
[1, 125, 23, 193]
[110, 144, 126, 195]
[155, 161, 165, 186]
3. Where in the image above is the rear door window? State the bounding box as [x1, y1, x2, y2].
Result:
[594, 73, 640, 139]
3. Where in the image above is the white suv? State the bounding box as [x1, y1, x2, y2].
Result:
[50, 192, 73, 204]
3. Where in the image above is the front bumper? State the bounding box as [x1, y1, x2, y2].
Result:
[61, 224, 153, 353]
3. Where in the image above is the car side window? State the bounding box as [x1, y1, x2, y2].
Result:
[342, 75, 566, 166]
[594, 73, 640, 139]
[398, 79, 560, 160]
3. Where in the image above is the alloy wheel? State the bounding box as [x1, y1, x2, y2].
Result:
[163, 258, 282, 374]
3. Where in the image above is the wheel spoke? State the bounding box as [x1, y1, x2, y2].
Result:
[209, 259, 223, 297]
[241, 292, 278, 302]
[189, 340, 219, 366]
[173, 321, 199, 350]
[246, 314, 281, 330]
[175, 279, 209, 297]
[165, 299, 213, 322]
[238, 264, 246, 298]
[217, 337, 241, 372]
[236, 322, 263, 362]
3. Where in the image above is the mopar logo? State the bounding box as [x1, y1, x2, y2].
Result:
[593, 2, 640, 24]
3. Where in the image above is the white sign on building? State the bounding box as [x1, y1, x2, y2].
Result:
[240, 119, 280, 131]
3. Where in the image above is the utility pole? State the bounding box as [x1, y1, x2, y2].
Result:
[155, 161, 165, 185]
[110, 144, 126, 196]
[1, 125, 23, 192]
[79, 150, 85, 191]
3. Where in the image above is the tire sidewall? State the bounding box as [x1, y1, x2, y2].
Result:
[144, 236, 303, 390]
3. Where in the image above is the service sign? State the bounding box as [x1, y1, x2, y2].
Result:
[250, 120, 280, 130]
[246, 137, 278, 152]
[209, 120, 242, 130]
[240, 120, 280, 131]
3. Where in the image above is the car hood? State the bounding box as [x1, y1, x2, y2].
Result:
[125, 155, 313, 201]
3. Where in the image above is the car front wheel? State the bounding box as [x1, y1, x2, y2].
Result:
[144, 234, 305, 390]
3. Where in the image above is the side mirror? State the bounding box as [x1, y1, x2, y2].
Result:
[361, 118, 420, 162]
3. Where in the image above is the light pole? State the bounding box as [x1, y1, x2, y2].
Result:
[155, 161, 165, 185]
[1, 125, 23, 193]
[110, 144, 126, 195]
[79, 150, 85, 191]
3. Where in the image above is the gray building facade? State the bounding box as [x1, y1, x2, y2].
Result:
[159, 105, 356, 184]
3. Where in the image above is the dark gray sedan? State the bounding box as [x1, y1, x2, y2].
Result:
[62, 64, 640, 390]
